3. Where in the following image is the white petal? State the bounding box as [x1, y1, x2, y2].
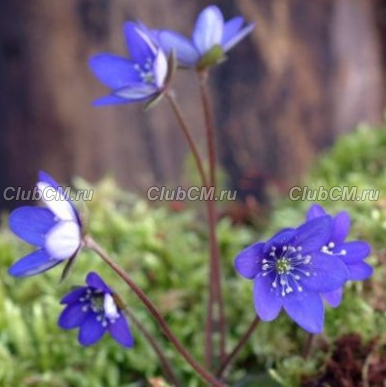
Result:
[37, 182, 77, 222]
[193, 5, 224, 54]
[153, 50, 168, 88]
[45, 221, 81, 260]
[114, 84, 157, 100]
[104, 294, 119, 320]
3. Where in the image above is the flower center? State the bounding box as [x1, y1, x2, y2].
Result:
[276, 258, 290, 274]
[79, 288, 120, 326]
[134, 58, 155, 84]
[261, 245, 312, 297]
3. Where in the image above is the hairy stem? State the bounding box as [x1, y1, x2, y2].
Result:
[216, 317, 260, 378]
[124, 307, 181, 387]
[302, 333, 314, 360]
[166, 91, 208, 188]
[198, 70, 226, 367]
[84, 236, 225, 387]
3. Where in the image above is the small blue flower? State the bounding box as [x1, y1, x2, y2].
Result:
[89, 22, 169, 106]
[8, 171, 82, 277]
[155, 5, 254, 68]
[58, 272, 134, 348]
[306, 204, 372, 307]
[235, 216, 349, 333]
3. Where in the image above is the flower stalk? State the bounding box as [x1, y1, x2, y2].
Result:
[198, 70, 226, 367]
[216, 317, 260, 378]
[84, 235, 225, 387]
[123, 307, 181, 387]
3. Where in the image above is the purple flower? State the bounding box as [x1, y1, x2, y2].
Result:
[155, 5, 254, 68]
[235, 216, 349, 333]
[306, 204, 372, 307]
[8, 171, 82, 277]
[58, 272, 134, 348]
[89, 22, 169, 106]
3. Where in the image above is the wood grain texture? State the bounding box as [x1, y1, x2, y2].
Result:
[0, 0, 384, 208]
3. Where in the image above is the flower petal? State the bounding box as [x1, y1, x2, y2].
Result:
[124, 22, 156, 65]
[153, 50, 168, 89]
[114, 83, 157, 101]
[93, 95, 129, 106]
[157, 30, 199, 66]
[60, 287, 87, 304]
[58, 302, 88, 329]
[89, 54, 141, 89]
[9, 207, 56, 247]
[322, 288, 343, 308]
[253, 274, 283, 321]
[38, 172, 79, 222]
[78, 313, 106, 346]
[222, 22, 254, 52]
[222, 17, 244, 46]
[291, 216, 332, 253]
[338, 241, 371, 264]
[45, 221, 81, 260]
[86, 272, 111, 294]
[331, 211, 350, 245]
[263, 228, 296, 254]
[306, 203, 326, 221]
[301, 252, 349, 292]
[108, 314, 134, 348]
[346, 262, 373, 281]
[8, 249, 60, 277]
[37, 181, 78, 223]
[283, 290, 324, 333]
[193, 5, 224, 54]
[234, 242, 264, 279]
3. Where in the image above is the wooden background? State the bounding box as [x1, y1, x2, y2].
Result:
[0, 0, 385, 209]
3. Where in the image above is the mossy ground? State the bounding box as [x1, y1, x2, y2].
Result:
[1, 124, 385, 386]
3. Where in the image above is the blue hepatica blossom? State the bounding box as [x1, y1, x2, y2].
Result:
[8, 171, 82, 277]
[307, 203, 372, 307]
[89, 22, 169, 106]
[155, 5, 254, 68]
[235, 216, 349, 333]
[59, 272, 134, 347]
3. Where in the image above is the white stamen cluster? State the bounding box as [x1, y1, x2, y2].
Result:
[261, 245, 312, 297]
[321, 241, 347, 256]
[79, 288, 120, 327]
[134, 58, 155, 84]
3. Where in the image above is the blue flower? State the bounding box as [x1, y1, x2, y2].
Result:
[89, 22, 169, 106]
[8, 171, 82, 277]
[58, 272, 134, 348]
[235, 216, 349, 333]
[306, 204, 372, 307]
[155, 5, 254, 68]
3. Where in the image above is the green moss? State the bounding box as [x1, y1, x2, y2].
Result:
[0, 123, 385, 386]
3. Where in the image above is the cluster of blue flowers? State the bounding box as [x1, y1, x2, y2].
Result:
[8, 172, 133, 348]
[7, 3, 373, 364]
[89, 5, 254, 106]
[8, 4, 255, 350]
[235, 204, 372, 333]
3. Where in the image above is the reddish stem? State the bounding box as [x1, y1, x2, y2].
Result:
[198, 70, 226, 367]
[85, 236, 225, 387]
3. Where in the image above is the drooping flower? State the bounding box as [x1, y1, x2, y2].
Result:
[58, 272, 134, 348]
[306, 203, 372, 307]
[235, 216, 349, 333]
[89, 22, 169, 106]
[8, 171, 82, 277]
[155, 5, 254, 69]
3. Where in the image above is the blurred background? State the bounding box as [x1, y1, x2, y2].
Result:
[1, 0, 385, 209]
[1, 1, 386, 386]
